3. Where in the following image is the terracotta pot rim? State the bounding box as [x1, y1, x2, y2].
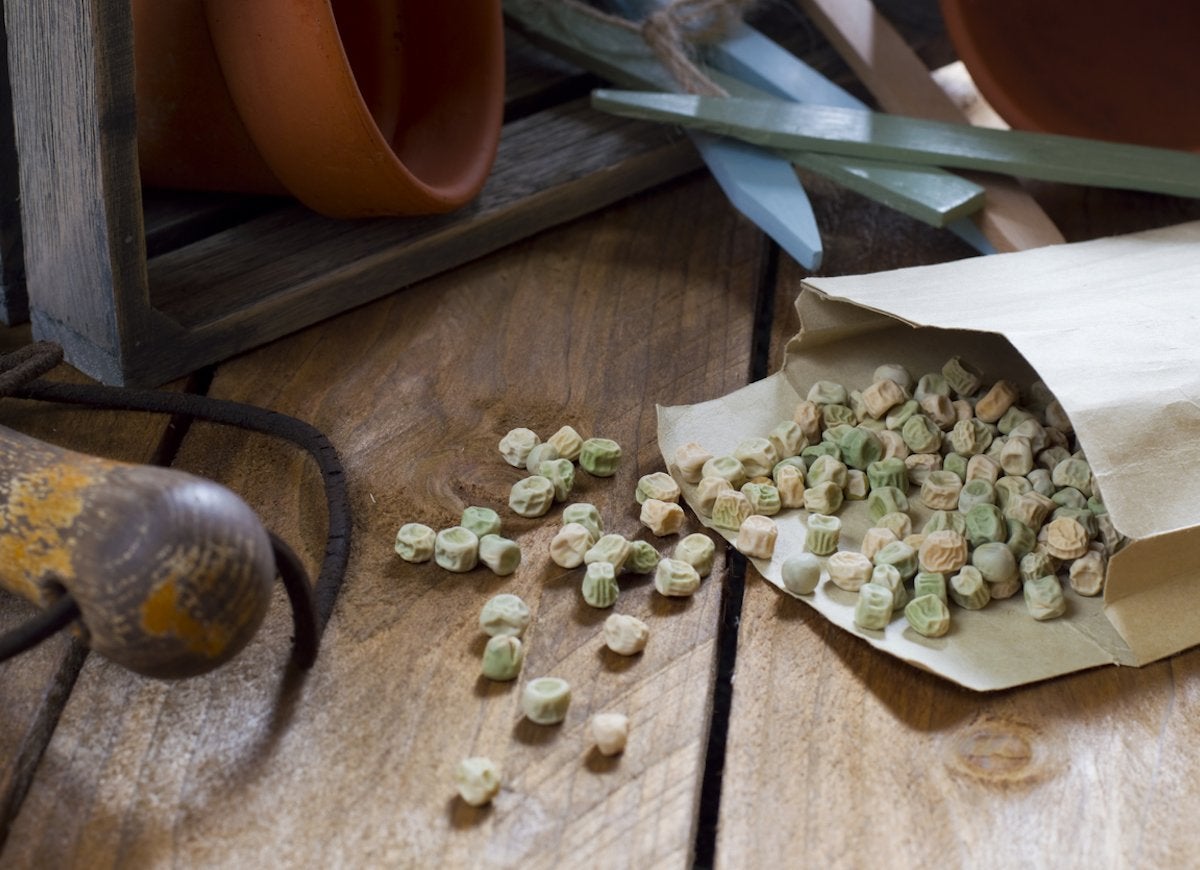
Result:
[203, 0, 505, 217]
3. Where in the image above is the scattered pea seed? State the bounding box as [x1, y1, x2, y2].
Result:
[579, 438, 622, 477]
[695, 476, 734, 517]
[550, 523, 594, 569]
[509, 475, 555, 518]
[604, 613, 649, 655]
[481, 635, 524, 681]
[547, 425, 584, 461]
[455, 757, 501, 807]
[499, 427, 539, 468]
[521, 677, 571, 725]
[949, 566, 990, 610]
[460, 506, 502, 539]
[585, 534, 633, 572]
[734, 437, 780, 478]
[913, 571, 948, 605]
[654, 558, 701, 597]
[435, 526, 480, 573]
[479, 593, 531, 637]
[562, 503, 603, 543]
[640, 498, 686, 536]
[395, 522, 436, 562]
[538, 458, 576, 502]
[591, 713, 630, 756]
[621, 540, 658, 575]
[582, 562, 620, 609]
[674, 441, 714, 484]
[525, 442, 560, 474]
[805, 513, 841, 556]
[478, 534, 521, 576]
[701, 455, 747, 489]
[711, 489, 753, 531]
[636, 471, 681, 505]
[1024, 574, 1066, 620]
[675, 533, 715, 577]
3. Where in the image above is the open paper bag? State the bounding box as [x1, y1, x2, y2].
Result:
[658, 221, 1200, 690]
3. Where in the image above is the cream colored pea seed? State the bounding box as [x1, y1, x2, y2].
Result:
[774, 464, 806, 508]
[591, 712, 630, 756]
[1044, 516, 1089, 560]
[585, 534, 633, 571]
[562, 503, 603, 543]
[827, 550, 874, 592]
[696, 476, 734, 517]
[604, 613, 649, 655]
[551, 522, 593, 568]
[499, 428, 539, 468]
[640, 498, 686, 537]
[736, 515, 778, 559]
[1069, 549, 1107, 596]
[860, 526, 899, 561]
[674, 441, 714, 484]
[636, 471, 681, 505]
[478, 534, 521, 576]
[455, 757, 501, 807]
[675, 533, 716, 577]
[394, 522, 436, 562]
[733, 437, 779, 478]
[521, 677, 571, 725]
[547, 425, 584, 461]
[654, 558, 701, 597]
[525, 442, 560, 474]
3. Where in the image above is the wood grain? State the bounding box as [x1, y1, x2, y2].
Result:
[0, 328, 174, 846]
[723, 179, 1200, 868]
[2, 175, 764, 867]
[0, 7, 26, 326]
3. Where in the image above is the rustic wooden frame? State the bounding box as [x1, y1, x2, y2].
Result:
[3, 0, 699, 386]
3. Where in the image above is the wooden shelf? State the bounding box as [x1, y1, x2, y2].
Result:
[1, 1, 699, 385]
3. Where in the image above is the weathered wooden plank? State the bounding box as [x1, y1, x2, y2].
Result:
[0, 328, 175, 847]
[719, 180, 1200, 867]
[3, 174, 763, 867]
[0, 5, 26, 325]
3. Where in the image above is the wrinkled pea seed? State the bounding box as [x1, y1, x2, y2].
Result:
[395, 522, 436, 562]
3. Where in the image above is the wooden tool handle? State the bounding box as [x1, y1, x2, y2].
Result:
[0, 423, 276, 678]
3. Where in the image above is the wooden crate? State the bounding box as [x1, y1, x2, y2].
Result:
[2, 0, 700, 386]
[0, 3, 25, 325]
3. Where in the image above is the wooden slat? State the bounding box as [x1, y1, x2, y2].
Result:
[2, 174, 762, 867]
[0, 328, 175, 847]
[0, 8, 26, 326]
[720, 179, 1200, 867]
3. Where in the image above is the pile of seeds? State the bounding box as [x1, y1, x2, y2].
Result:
[673, 357, 1126, 637]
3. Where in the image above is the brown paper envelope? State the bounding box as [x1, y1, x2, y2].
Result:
[658, 221, 1200, 690]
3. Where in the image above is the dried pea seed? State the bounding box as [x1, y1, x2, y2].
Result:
[860, 526, 899, 561]
[579, 438, 622, 477]
[792, 400, 822, 443]
[455, 757, 501, 807]
[585, 534, 632, 571]
[885, 399, 920, 430]
[975, 379, 1019, 423]
[867, 485, 907, 522]
[741, 482, 781, 516]
[461, 506, 501, 538]
[591, 713, 630, 756]
[1044, 516, 1089, 560]
[640, 498, 686, 536]
[774, 464, 806, 508]
[839, 427, 883, 470]
[844, 469, 869, 500]
[538, 458, 576, 502]
[582, 562, 620, 609]
[862, 377, 907, 418]
[913, 571, 948, 605]
[800, 442, 841, 468]
[395, 522, 436, 562]
[712, 490, 753, 531]
[768, 420, 807, 459]
[696, 476, 734, 517]
[1051, 486, 1088, 510]
[870, 563, 907, 610]
[874, 363, 914, 391]
[562, 502, 603, 543]
[481, 635, 524, 681]
[923, 510, 967, 536]
[525, 442, 560, 474]
[904, 453, 942, 486]
[942, 356, 982, 397]
[918, 529, 969, 574]
[920, 470, 962, 510]
[827, 550, 874, 592]
[854, 582, 894, 630]
[1019, 550, 1057, 583]
[781, 552, 821, 595]
[914, 373, 951, 402]
[736, 515, 778, 560]
[798, 512, 837, 556]
[919, 393, 957, 430]
[874, 540, 919, 580]
[1024, 574, 1066, 620]
[702, 455, 746, 489]
[1069, 550, 1107, 596]
[950, 418, 993, 456]
[867, 457, 908, 491]
[877, 428, 909, 460]
[1006, 519, 1037, 559]
[803, 481, 843, 515]
[435, 526, 480, 572]
[499, 427, 540, 468]
[964, 503, 1007, 547]
[509, 476, 555, 518]
[674, 441, 714, 484]
[626, 540, 661, 575]
[479, 534, 521, 576]
[971, 541, 1018, 588]
[480, 593, 531, 637]
[547, 425, 584, 461]
[636, 471, 681, 505]
[957, 479, 996, 512]
[965, 454, 1002, 485]
[949, 566, 991, 610]
[604, 613, 649, 655]
[550, 523, 593, 568]
[675, 533, 715, 577]
[822, 404, 857, 429]
[654, 558, 702, 597]
[733, 437, 779, 478]
[807, 380, 847, 405]
[942, 452, 968, 481]
[901, 414, 942, 453]
[905, 593, 951, 638]
[521, 677, 571, 725]
[807, 454, 848, 488]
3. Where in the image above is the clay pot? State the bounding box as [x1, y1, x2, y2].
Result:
[940, 0, 1200, 150]
[133, 0, 505, 217]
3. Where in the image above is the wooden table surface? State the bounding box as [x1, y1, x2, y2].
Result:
[4, 5, 1200, 868]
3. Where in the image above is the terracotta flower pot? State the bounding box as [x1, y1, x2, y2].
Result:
[940, 0, 1200, 151]
[133, 0, 505, 217]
